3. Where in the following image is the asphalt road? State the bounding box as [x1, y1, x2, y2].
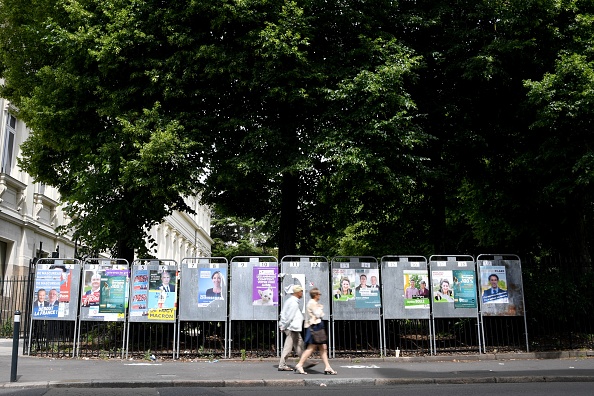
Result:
[2, 383, 594, 396]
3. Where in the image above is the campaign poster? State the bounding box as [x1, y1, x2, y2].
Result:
[354, 269, 381, 308]
[480, 266, 509, 304]
[432, 270, 455, 303]
[403, 270, 430, 310]
[452, 270, 477, 309]
[32, 269, 62, 318]
[130, 269, 149, 317]
[81, 269, 103, 309]
[148, 269, 177, 320]
[49, 264, 72, 303]
[332, 268, 355, 302]
[252, 266, 278, 306]
[198, 267, 226, 307]
[99, 269, 128, 313]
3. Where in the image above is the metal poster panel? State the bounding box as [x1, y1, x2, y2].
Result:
[229, 257, 279, 321]
[179, 258, 228, 322]
[381, 256, 429, 320]
[80, 261, 129, 322]
[280, 256, 330, 314]
[32, 260, 81, 321]
[477, 254, 525, 317]
[331, 257, 380, 320]
[429, 255, 477, 318]
[129, 262, 178, 323]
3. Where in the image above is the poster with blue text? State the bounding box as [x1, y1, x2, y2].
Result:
[32, 269, 62, 318]
[198, 268, 226, 307]
[480, 266, 509, 304]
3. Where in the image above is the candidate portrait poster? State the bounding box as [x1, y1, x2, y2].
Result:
[198, 267, 226, 307]
[403, 270, 430, 310]
[32, 268, 62, 318]
[50, 265, 73, 304]
[148, 269, 177, 321]
[354, 269, 381, 308]
[452, 270, 477, 309]
[432, 270, 455, 303]
[99, 269, 128, 314]
[480, 266, 509, 304]
[332, 268, 355, 302]
[81, 269, 104, 309]
[252, 266, 278, 306]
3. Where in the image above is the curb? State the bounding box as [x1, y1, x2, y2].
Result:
[3, 376, 594, 389]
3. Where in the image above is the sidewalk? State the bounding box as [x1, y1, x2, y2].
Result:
[2, 339, 594, 389]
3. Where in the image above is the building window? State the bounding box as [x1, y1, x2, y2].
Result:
[2, 113, 16, 174]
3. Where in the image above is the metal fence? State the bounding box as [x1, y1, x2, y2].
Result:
[1, 256, 593, 359]
[0, 276, 30, 338]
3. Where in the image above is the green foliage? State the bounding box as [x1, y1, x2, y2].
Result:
[2, 0, 594, 263]
[0, 321, 12, 337]
[210, 211, 277, 261]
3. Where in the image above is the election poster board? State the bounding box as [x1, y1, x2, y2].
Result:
[429, 256, 478, 319]
[129, 261, 178, 323]
[80, 260, 129, 322]
[330, 256, 382, 358]
[279, 256, 330, 358]
[477, 254, 528, 353]
[477, 254, 525, 317]
[229, 256, 278, 321]
[177, 257, 229, 358]
[381, 256, 429, 320]
[179, 257, 228, 322]
[31, 259, 81, 321]
[331, 257, 380, 321]
[279, 256, 329, 314]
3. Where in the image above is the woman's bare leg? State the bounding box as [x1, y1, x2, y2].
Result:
[296, 344, 316, 369]
[320, 344, 333, 371]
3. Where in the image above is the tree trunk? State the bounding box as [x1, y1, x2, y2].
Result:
[278, 171, 299, 259]
[115, 240, 135, 266]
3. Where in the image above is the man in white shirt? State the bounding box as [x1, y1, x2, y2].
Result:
[277, 285, 304, 371]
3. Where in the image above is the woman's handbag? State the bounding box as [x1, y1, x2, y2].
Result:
[309, 323, 327, 344]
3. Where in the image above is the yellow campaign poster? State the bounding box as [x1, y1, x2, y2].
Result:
[148, 308, 176, 321]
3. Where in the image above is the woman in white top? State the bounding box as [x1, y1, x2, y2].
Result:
[294, 288, 337, 375]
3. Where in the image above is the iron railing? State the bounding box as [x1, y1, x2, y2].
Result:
[1, 255, 593, 358]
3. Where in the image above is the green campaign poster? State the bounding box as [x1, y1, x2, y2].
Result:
[452, 270, 477, 309]
[99, 270, 128, 313]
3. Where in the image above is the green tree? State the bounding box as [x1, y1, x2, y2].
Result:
[0, 0, 207, 262]
[394, 0, 593, 259]
[200, 0, 429, 258]
[524, 5, 594, 261]
[0, 0, 428, 261]
[210, 210, 276, 261]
